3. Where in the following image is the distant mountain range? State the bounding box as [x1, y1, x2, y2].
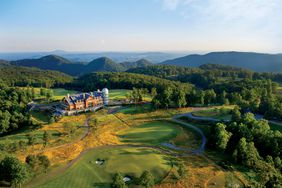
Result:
[161, 51, 282, 72]
[0, 51, 186, 63]
[8, 55, 153, 76]
[2, 51, 282, 76]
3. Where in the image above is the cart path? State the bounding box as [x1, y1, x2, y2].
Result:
[171, 114, 207, 154]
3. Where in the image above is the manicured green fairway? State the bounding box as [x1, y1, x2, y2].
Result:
[109, 89, 152, 101]
[38, 147, 172, 188]
[52, 88, 77, 100]
[118, 121, 182, 145]
[109, 89, 131, 100]
[118, 104, 152, 115]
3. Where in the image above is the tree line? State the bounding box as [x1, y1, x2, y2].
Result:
[210, 110, 281, 187]
[0, 65, 73, 88]
[0, 154, 50, 187]
[0, 87, 33, 135]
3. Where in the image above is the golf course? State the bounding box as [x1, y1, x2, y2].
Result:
[38, 147, 172, 188]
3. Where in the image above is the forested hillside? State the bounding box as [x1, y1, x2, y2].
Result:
[0, 65, 73, 87]
[10, 55, 153, 76]
[71, 72, 193, 92]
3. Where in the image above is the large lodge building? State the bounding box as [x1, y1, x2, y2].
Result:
[60, 88, 109, 115]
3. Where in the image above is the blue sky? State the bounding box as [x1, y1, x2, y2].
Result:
[0, 0, 282, 52]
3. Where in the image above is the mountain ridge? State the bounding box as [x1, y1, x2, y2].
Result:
[160, 51, 282, 72]
[9, 55, 153, 76]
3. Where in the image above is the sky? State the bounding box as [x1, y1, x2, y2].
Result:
[0, 0, 282, 53]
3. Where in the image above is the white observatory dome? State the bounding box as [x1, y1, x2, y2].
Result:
[102, 88, 109, 94]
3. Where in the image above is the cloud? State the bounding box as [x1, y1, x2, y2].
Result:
[162, 0, 282, 37]
[162, 0, 180, 10]
[159, 0, 282, 51]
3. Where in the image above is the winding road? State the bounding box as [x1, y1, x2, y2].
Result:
[171, 114, 207, 154]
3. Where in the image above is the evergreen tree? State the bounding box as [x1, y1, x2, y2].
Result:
[111, 172, 127, 188]
[139, 170, 155, 188]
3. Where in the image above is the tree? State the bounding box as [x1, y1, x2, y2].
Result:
[231, 107, 241, 122]
[204, 89, 216, 105]
[175, 89, 187, 108]
[177, 162, 187, 178]
[49, 116, 55, 124]
[46, 89, 53, 101]
[234, 138, 261, 168]
[274, 157, 281, 171]
[0, 156, 29, 187]
[162, 87, 173, 108]
[43, 131, 51, 147]
[150, 88, 157, 99]
[111, 172, 127, 188]
[27, 133, 36, 146]
[37, 155, 50, 172]
[25, 155, 37, 169]
[139, 170, 155, 188]
[40, 87, 45, 96]
[214, 123, 232, 151]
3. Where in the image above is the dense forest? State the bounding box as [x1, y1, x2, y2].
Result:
[0, 87, 33, 134]
[70, 72, 193, 93]
[209, 111, 282, 187]
[127, 64, 282, 120]
[0, 65, 73, 88]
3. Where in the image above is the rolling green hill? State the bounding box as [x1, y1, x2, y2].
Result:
[0, 64, 73, 87]
[10, 55, 152, 76]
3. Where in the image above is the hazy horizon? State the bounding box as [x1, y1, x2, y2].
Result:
[1, 0, 282, 53]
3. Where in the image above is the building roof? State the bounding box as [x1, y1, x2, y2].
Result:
[64, 92, 102, 105]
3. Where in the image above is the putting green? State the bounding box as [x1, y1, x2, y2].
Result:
[38, 147, 172, 188]
[118, 121, 182, 145]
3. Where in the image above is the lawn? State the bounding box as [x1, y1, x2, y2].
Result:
[52, 88, 77, 100]
[118, 121, 183, 145]
[38, 147, 172, 188]
[30, 111, 50, 124]
[109, 89, 152, 101]
[192, 107, 232, 121]
[109, 89, 131, 100]
[19, 87, 78, 101]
